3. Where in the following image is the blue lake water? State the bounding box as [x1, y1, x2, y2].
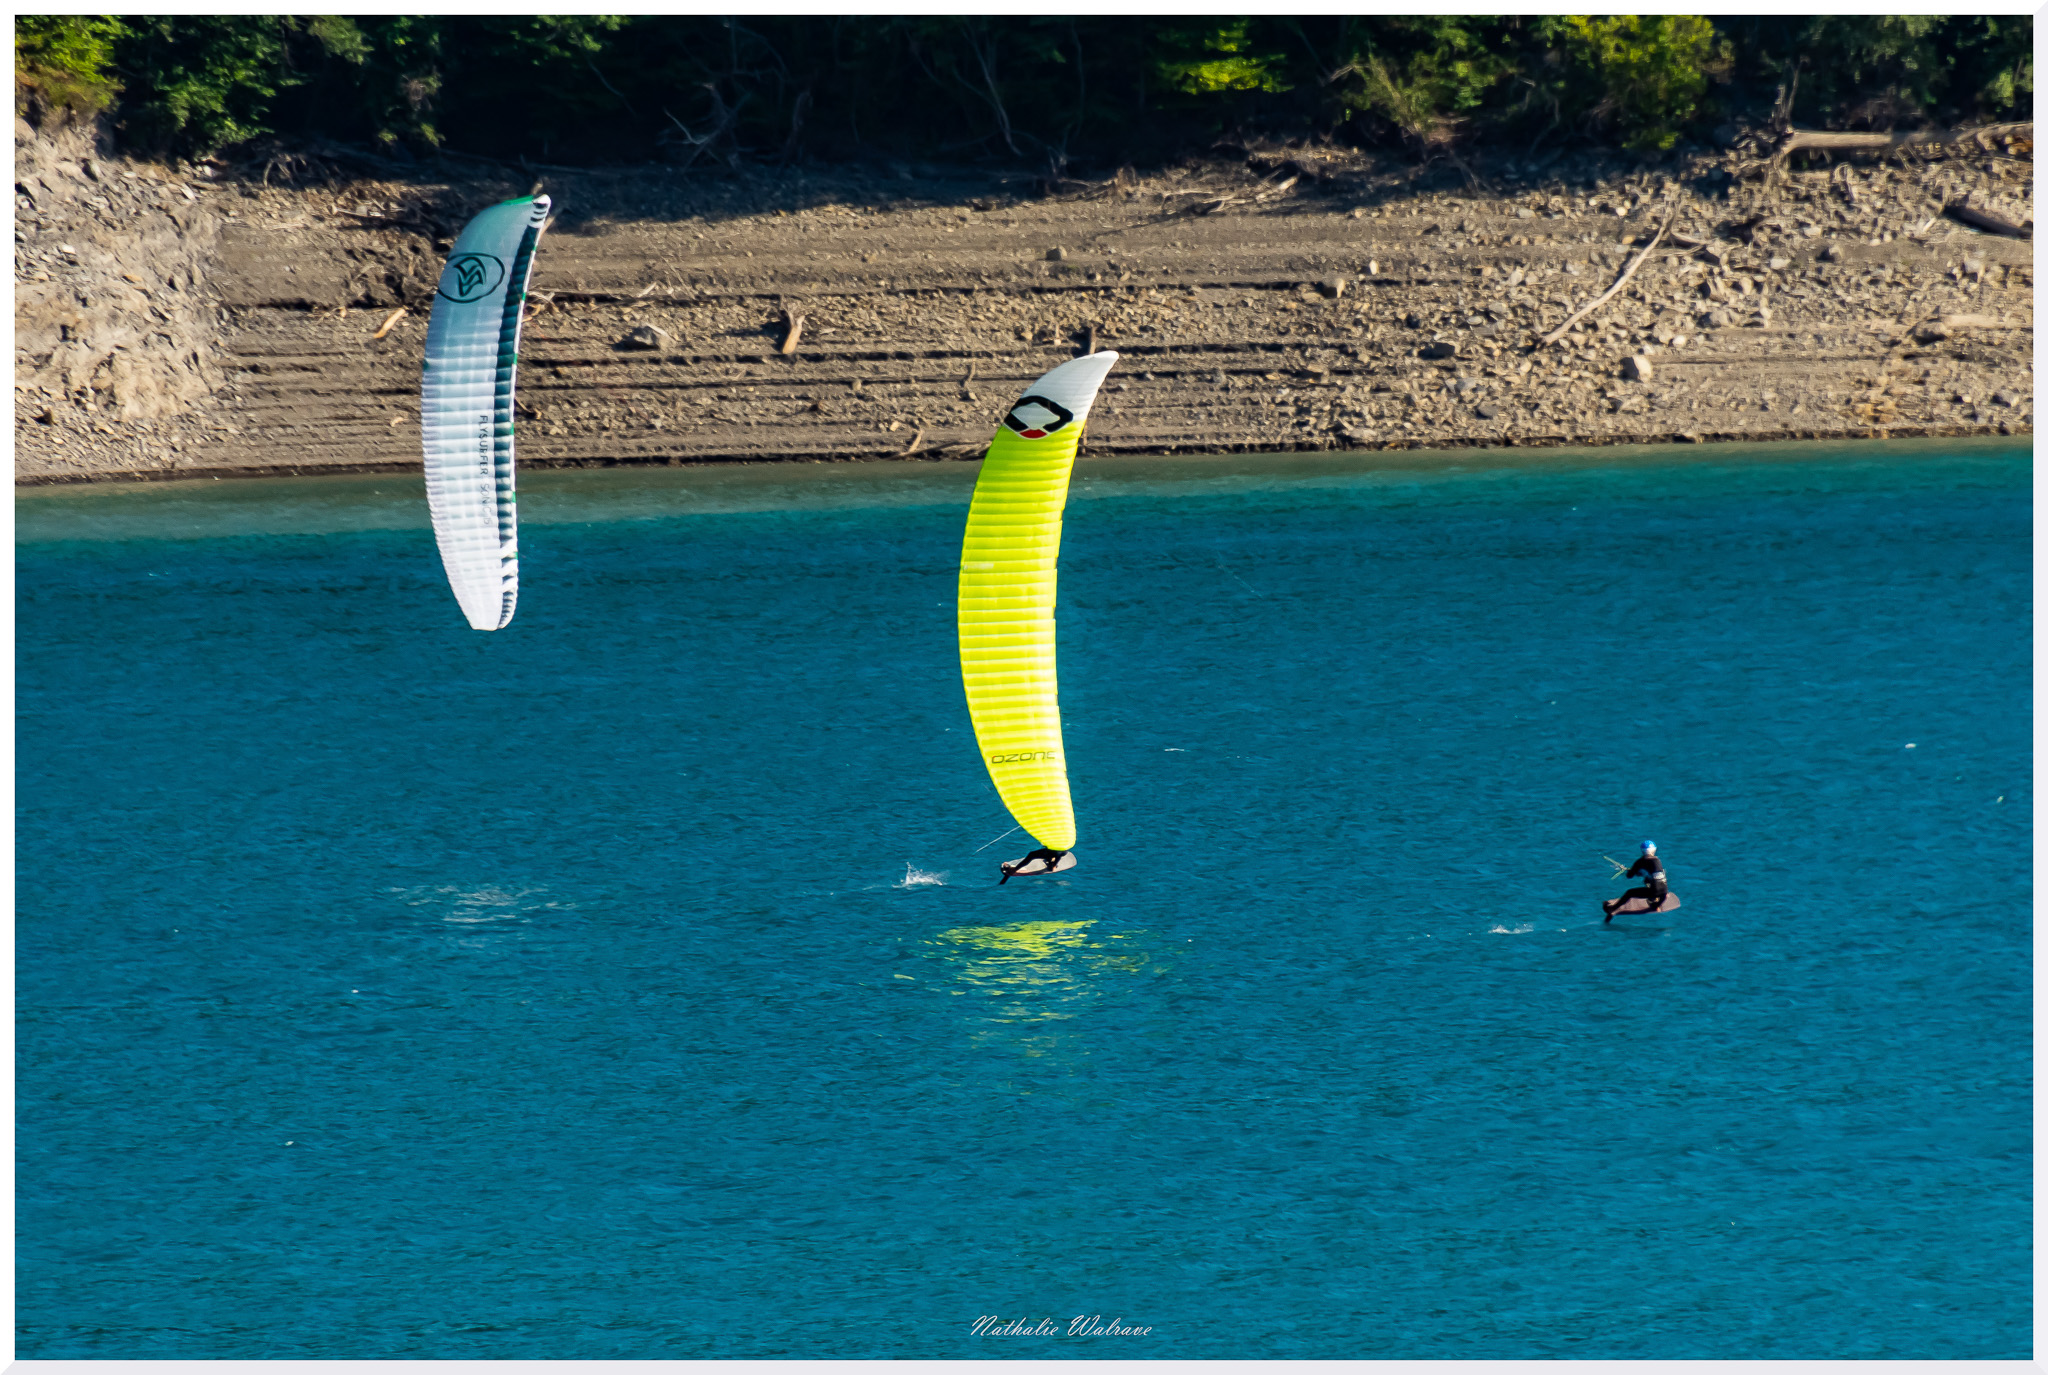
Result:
[16, 440, 2031, 1359]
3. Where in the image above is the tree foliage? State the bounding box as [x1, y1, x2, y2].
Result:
[1543, 15, 1726, 153]
[1154, 22, 1292, 97]
[14, 15, 125, 118]
[1720, 17, 2032, 130]
[13, 15, 2034, 165]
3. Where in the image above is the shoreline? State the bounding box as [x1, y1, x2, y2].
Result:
[19, 431, 2027, 506]
[14, 419, 2027, 488]
[15, 122, 2034, 485]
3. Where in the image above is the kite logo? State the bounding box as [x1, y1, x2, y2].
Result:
[438, 253, 507, 304]
[1001, 395, 1074, 440]
[989, 750, 1058, 765]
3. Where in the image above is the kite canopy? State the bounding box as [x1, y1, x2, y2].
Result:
[957, 350, 1119, 851]
[421, 194, 550, 630]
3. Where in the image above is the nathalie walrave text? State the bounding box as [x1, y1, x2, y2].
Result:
[972, 1315, 1151, 1337]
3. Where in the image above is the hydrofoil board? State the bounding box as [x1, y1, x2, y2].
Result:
[1001, 853, 1077, 880]
[1605, 892, 1681, 917]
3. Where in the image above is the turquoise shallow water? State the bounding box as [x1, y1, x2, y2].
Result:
[17, 441, 2031, 1358]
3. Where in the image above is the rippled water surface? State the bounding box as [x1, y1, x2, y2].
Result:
[17, 441, 2031, 1358]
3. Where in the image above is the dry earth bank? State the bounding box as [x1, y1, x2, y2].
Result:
[15, 120, 2034, 484]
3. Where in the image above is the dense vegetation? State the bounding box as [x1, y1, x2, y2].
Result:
[15, 15, 2034, 169]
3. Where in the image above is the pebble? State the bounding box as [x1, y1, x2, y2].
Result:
[1622, 355, 1654, 382]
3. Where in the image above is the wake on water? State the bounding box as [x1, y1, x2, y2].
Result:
[899, 865, 948, 888]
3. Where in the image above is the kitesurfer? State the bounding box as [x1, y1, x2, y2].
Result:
[1000, 847, 1069, 884]
[1604, 841, 1668, 921]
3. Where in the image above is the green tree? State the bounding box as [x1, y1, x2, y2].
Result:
[1943, 16, 2032, 119]
[1542, 15, 1724, 152]
[15, 15, 125, 120]
[111, 16, 294, 152]
[21, 17, 2028, 170]
[1153, 21, 1291, 97]
[1724, 16, 2032, 128]
[110, 16, 378, 155]
[1328, 18, 1518, 149]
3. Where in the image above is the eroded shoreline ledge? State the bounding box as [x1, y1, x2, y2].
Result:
[15, 121, 2034, 486]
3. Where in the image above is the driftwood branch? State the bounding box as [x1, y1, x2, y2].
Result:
[1943, 198, 2031, 239]
[1536, 207, 1675, 350]
[587, 59, 639, 117]
[1738, 121, 2032, 184]
[1782, 121, 2030, 158]
[1183, 173, 1298, 218]
[660, 86, 749, 171]
[1911, 312, 2012, 343]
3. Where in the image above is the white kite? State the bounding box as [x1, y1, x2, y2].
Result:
[420, 193, 550, 630]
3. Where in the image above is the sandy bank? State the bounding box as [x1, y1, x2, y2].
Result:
[15, 122, 2034, 485]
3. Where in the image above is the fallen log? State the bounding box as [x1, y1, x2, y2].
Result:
[1782, 121, 2031, 158]
[1913, 312, 2015, 343]
[1943, 199, 2031, 239]
[1742, 121, 2033, 182]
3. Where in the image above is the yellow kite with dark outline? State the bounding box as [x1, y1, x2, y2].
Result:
[957, 352, 1119, 851]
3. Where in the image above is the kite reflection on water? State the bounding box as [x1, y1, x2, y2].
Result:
[924, 920, 1170, 1059]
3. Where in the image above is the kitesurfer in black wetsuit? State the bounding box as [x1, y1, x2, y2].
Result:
[1604, 841, 1668, 921]
[1000, 847, 1069, 884]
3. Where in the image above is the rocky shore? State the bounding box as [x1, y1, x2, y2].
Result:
[14, 116, 2033, 485]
